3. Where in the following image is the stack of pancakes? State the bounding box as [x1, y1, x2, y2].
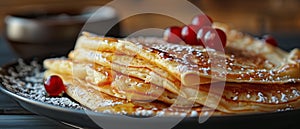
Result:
[44, 23, 300, 116]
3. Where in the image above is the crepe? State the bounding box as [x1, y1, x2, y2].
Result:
[43, 22, 300, 115]
[44, 59, 217, 116]
[44, 59, 198, 107]
[44, 58, 300, 113]
[75, 24, 300, 86]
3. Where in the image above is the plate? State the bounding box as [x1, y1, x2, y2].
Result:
[1, 59, 299, 129]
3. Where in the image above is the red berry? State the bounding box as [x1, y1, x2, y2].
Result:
[262, 35, 278, 47]
[44, 75, 66, 97]
[197, 26, 227, 51]
[163, 26, 183, 43]
[181, 25, 201, 45]
[192, 14, 213, 27]
[215, 29, 227, 47]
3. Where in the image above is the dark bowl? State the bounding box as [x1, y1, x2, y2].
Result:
[4, 6, 120, 59]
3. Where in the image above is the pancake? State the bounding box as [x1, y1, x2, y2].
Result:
[44, 60, 221, 116]
[43, 22, 300, 115]
[44, 70, 215, 116]
[75, 24, 300, 85]
[68, 48, 216, 97]
[44, 59, 199, 107]
[44, 58, 300, 113]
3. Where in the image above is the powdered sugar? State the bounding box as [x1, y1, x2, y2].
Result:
[0, 59, 83, 110]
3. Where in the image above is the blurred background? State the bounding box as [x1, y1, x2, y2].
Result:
[0, 0, 300, 34]
[0, 0, 299, 59]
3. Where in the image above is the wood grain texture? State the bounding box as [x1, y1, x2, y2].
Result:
[0, 115, 74, 129]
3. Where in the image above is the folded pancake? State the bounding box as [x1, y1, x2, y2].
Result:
[44, 71, 212, 116]
[75, 23, 300, 86]
[43, 59, 199, 107]
[44, 58, 300, 113]
[44, 59, 219, 116]
[43, 22, 300, 115]
[68, 48, 216, 98]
